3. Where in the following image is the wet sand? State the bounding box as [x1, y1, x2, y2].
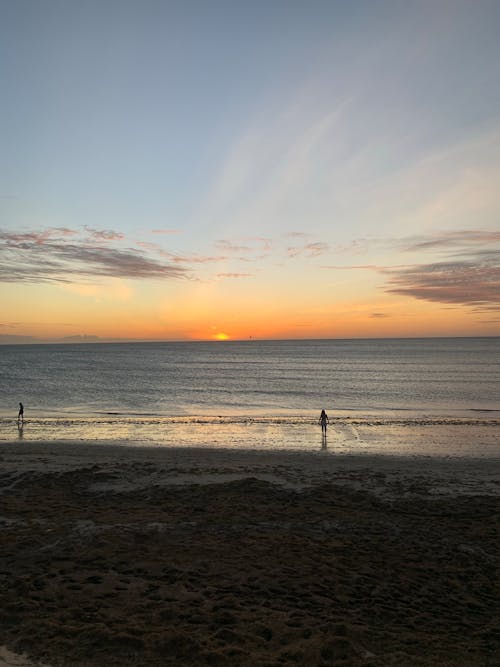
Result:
[1, 442, 499, 666]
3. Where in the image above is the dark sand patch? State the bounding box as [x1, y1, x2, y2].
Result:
[0, 445, 499, 666]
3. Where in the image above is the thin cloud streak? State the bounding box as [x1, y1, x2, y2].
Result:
[215, 240, 253, 254]
[215, 238, 274, 257]
[287, 241, 329, 258]
[401, 230, 500, 252]
[215, 272, 255, 279]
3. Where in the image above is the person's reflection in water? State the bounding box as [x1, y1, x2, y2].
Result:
[321, 431, 327, 450]
[17, 422, 24, 440]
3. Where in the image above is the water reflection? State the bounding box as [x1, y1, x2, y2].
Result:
[0, 417, 497, 457]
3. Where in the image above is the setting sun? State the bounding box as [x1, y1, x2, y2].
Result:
[213, 333, 230, 341]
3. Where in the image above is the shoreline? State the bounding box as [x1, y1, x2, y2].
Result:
[2, 417, 500, 459]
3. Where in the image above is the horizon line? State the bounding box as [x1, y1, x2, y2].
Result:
[0, 334, 499, 346]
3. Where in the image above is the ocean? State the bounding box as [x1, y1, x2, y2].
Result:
[1, 337, 499, 454]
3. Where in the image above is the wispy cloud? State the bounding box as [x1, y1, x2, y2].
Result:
[401, 230, 500, 252]
[1, 227, 78, 245]
[215, 272, 254, 279]
[387, 231, 500, 311]
[385, 253, 500, 311]
[84, 227, 125, 242]
[212, 235, 330, 262]
[0, 228, 189, 283]
[320, 229, 500, 313]
[209, 237, 274, 263]
[136, 240, 227, 266]
[215, 240, 253, 254]
[198, 93, 352, 234]
[287, 241, 329, 258]
[216, 238, 273, 255]
[321, 263, 386, 271]
[158, 249, 228, 265]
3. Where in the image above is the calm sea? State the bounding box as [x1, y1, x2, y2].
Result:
[1, 338, 499, 452]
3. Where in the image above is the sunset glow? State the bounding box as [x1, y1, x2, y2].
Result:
[1, 2, 499, 342]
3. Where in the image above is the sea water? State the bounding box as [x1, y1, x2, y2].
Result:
[0, 338, 499, 453]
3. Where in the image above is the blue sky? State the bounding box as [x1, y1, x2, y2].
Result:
[1, 1, 500, 340]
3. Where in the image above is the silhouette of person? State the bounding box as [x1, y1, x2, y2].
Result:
[319, 409, 329, 435]
[18, 402, 24, 424]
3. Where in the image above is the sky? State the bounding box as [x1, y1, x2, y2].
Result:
[1, 0, 500, 342]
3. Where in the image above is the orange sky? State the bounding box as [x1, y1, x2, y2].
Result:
[1, 268, 497, 342]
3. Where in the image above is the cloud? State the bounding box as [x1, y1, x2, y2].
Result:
[215, 237, 273, 255]
[333, 238, 377, 254]
[197, 91, 352, 235]
[158, 249, 228, 264]
[401, 230, 500, 252]
[84, 227, 125, 242]
[215, 272, 254, 279]
[287, 242, 330, 258]
[370, 313, 389, 318]
[0, 227, 78, 246]
[321, 263, 386, 270]
[318, 229, 500, 313]
[209, 237, 274, 263]
[0, 228, 189, 283]
[380, 229, 500, 311]
[246, 236, 273, 251]
[213, 235, 329, 262]
[215, 240, 253, 254]
[385, 253, 500, 311]
[136, 241, 160, 251]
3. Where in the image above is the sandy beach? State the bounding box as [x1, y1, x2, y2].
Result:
[1, 441, 499, 666]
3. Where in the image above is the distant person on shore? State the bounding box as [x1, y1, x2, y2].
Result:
[18, 402, 24, 424]
[319, 409, 329, 435]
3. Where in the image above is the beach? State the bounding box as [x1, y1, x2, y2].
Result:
[1, 441, 499, 666]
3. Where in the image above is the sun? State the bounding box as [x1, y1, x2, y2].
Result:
[214, 332, 230, 341]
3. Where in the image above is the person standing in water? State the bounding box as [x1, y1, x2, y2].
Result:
[18, 402, 24, 424]
[319, 409, 329, 435]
